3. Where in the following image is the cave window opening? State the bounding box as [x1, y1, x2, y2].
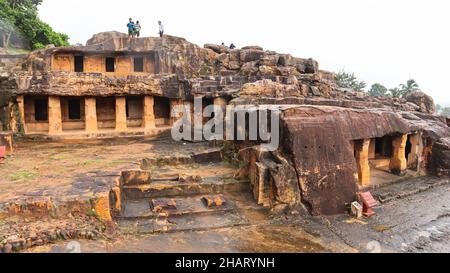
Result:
[68, 99, 81, 120]
[106, 57, 115, 72]
[34, 98, 48, 121]
[74, 55, 84, 72]
[134, 57, 144, 72]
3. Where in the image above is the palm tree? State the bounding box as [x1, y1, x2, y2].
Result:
[389, 87, 403, 98]
[400, 79, 420, 97]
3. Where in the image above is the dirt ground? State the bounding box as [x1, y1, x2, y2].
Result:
[0, 137, 216, 203]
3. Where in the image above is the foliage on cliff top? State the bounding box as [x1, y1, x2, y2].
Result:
[0, 0, 69, 50]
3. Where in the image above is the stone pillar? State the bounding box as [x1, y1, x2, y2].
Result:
[143, 95, 155, 132]
[390, 134, 408, 175]
[368, 138, 376, 159]
[16, 95, 26, 134]
[115, 97, 127, 131]
[170, 99, 185, 126]
[48, 96, 62, 134]
[407, 134, 422, 170]
[355, 139, 371, 186]
[85, 97, 97, 132]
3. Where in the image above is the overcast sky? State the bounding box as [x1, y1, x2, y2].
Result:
[39, 0, 450, 105]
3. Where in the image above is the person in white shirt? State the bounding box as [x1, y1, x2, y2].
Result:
[134, 21, 141, 38]
[158, 21, 164, 37]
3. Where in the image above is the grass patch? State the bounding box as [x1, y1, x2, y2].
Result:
[49, 153, 68, 160]
[79, 159, 102, 167]
[7, 170, 38, 182]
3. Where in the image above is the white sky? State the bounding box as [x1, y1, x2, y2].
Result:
[39, 0, 450, 105]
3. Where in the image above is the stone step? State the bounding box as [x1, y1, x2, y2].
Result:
[119, 194, 238, 220]
[140, 148, 222, 168]
[118, 210, 252, 234]
[122, 178, 250, 199]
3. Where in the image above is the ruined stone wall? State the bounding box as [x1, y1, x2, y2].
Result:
[0, 55, 28, 130]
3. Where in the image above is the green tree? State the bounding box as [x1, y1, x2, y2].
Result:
[368, 83, 388, 97]
[400, 79, 420, 98]
[0, 0, 69, 49]
[389, 87, 403, 98]
[335, 70, 366, 91]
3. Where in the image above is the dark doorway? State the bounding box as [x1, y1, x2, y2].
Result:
[405, 135, 412, 160]
[34, 98, 48, 121]
[68, 98, 81, 120]
[134, 57, 144, 72]
[74, 56, 84, 72]
[375, 136, 393, 158]
[106, 57, 115, 72]
[96, 97, 116, 129]
[154, 96, 171, 126]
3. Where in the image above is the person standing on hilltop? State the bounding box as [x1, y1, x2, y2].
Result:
[127, 18, 135, 38]
[134, 21, 142, 38]
[158, 21, 164, 37]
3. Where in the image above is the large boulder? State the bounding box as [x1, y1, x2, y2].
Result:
[242, 46, 263, 51]
[86, 31, 129, 46]
[240, 49, 264, 63]
[277, 54, 318, 74]
[431, 137, 450, 177]
[405, 91, 435, 114]
[204, 44, 229, 54]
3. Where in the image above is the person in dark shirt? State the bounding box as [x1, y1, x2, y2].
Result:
[229, 43, 236, 49]
[127, 18, 135, 37]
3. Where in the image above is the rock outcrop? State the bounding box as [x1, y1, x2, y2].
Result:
[2, 32, 448, 216]
[406, 91, 436, 114]
[431, 138, 450, 177]
[86, 31, 129, 46]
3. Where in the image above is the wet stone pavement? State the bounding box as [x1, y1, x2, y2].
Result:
[318, 176, 450, 253]
[22, 224, 334, 253]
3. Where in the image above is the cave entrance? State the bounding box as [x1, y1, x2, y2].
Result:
[374, 136, 393, 159]
[405, 135, 412, 161]
[61, 97, 85, 131]
[96, 97, 116, 129]
[34, 98, 48, 122]
[126, 96, 143, 128]
[23, 96, 49, 133]
[368, 136, 393, 172]
[154, 96, 171, 127]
